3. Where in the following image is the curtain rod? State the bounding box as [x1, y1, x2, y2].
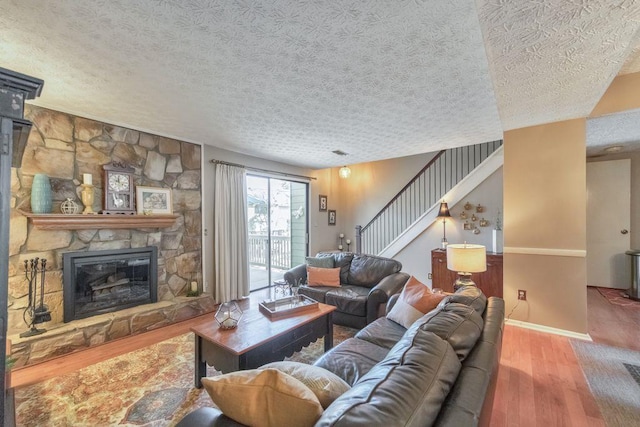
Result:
[209, 159, 317, 181]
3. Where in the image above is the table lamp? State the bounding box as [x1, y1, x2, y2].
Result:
[446, 243, 486, 290]
[437, 202, 451, 248]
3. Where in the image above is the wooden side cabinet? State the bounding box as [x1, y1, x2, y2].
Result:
[431, 248, 503, 298]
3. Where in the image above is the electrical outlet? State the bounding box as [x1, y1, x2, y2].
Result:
[518, 289, 527, 301]
[428, 273, 432, 280]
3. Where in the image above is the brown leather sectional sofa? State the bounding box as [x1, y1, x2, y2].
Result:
[177, 286, 505, 426]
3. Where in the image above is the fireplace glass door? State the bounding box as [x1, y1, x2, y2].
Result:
[63, 247, 158, 322]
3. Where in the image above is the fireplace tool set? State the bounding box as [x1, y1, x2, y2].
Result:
[20, 257, 52, 337]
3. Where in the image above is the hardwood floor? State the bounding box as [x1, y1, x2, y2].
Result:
[492, 287, 640, 426]
[586, 286, 640, 351]
[10, 287, 639, 426]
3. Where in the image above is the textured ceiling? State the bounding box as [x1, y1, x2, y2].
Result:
[586, 109, 640, 156]
[2, 1, 640, 168]
[478, 0, 640, 131]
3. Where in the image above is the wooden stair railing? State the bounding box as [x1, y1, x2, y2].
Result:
[355, 140, 503, 255]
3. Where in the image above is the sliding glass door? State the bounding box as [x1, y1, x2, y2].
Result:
[246, 175, 308, 292]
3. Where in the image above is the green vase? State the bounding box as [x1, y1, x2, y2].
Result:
[31, 174, 52, 214]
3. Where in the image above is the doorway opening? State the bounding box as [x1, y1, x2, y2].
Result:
[246, 175, 308, 292]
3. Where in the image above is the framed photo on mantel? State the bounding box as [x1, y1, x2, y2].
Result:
[136, 186, 173, 215]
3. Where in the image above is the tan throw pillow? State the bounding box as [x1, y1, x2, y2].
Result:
[261, 361, 351, 408]
[307, 266, 341, 287]
[202, 369, 323, 427]
[387, 276, 446, 328]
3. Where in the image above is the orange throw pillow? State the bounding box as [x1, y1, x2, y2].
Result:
[306, 266, 341, 287]
[387, 276, 446, 328]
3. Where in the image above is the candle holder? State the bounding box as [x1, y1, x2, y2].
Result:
[346, 239, 351, 251]
[215, 301, 243, 330]
[338, 233, 344, 251]
[81, 184, 97, 215]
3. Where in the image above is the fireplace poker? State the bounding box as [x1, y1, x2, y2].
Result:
[34, 258, 51, 324]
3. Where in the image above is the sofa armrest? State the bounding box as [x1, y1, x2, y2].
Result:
[283, 264, 307, 286]
[366, 272, 410, 324]
[175, 407, 247, 427]
[386, 293, 400, 314]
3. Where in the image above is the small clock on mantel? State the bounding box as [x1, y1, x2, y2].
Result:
[102, 162, 136, 215]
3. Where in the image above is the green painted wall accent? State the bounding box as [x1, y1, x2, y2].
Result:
[290, 182, 307, 267]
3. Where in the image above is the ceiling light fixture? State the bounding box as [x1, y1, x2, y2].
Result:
[604, 145, 623, 153]
[338, 166, 351, 179]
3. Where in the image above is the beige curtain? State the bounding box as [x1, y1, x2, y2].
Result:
[214, 164, 250, 302]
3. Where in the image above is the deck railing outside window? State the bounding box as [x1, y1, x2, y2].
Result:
[248, 234, 291, 270]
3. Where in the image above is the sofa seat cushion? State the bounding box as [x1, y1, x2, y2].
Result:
[347, 254, 402, 287]
[355, 317, 407, 349]
[325, 286, 369, 316]
[298, 285, 337, 303]
[314, 338, 389, 386]
[414, 302, 484, 361]
[315, 330, 461, 427]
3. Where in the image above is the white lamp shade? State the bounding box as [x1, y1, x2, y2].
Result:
[446, 244, 487, 273]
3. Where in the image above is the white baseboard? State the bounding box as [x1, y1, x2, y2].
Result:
[505, 318, 592, 341]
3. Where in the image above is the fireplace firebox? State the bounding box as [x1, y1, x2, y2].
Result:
[63, 247, 158, 322]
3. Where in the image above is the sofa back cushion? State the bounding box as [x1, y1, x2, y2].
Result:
[317, 252, 353, 284]
[439, 286, 487, 315]
[346, 254, 402, 287]
[316, 329, 461, 427]
[413, 302, 484, 361]
[434, 297, 505, 427]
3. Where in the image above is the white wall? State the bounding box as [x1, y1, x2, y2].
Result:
[330, 152, 437, 250]
[394, 168, 503, 285]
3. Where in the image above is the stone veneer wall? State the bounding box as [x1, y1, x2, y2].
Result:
[8, 106, 214, 366]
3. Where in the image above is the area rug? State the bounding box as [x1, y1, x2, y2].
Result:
[571, 339, 640, 427]
[596, 286, 640, 307]
[15, 326, 357, 426]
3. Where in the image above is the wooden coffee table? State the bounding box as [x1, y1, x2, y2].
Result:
[191, 299, 336, 387]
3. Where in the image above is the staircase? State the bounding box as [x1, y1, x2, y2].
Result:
[355, 140, 503, 256]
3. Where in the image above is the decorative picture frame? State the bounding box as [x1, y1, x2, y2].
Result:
[319, 195, 328, 211]
[136, 186, 173, 215]
[328, 209, 336, 225]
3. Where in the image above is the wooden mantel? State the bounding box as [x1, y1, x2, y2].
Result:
[19, 211, 179, 230]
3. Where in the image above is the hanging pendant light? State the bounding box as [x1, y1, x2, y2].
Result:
[338, 165, 351, 179]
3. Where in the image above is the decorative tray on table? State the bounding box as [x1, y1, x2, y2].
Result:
[259, 295, 319, 319]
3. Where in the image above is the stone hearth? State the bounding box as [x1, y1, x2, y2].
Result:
[10, 295, 215, 368]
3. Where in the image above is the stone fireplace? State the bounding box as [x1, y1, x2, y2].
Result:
[8, 106, 215, 367]
[63, 247, 158, 322]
